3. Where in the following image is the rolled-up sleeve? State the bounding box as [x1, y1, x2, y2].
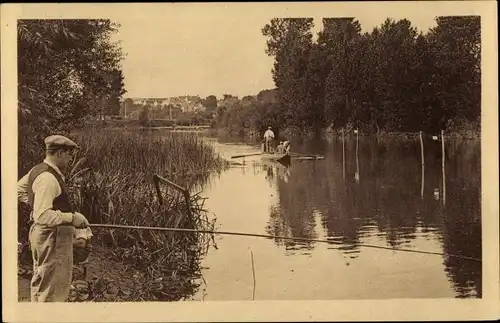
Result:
[17, 173, 30, 204]
[32, 172, 73, 226]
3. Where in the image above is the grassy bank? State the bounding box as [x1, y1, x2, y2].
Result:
[215, 122, 481, 143]
[86, 118, 212, 131]
[18, 129, 229, 301]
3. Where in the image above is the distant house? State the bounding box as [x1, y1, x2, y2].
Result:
[124, 95, 205, 116]
[193, 102, 205, 112]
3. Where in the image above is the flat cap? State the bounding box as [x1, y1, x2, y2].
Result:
[44, 135, 80, 150]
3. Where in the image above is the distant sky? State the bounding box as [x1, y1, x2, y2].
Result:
[104, 3, 462, 99]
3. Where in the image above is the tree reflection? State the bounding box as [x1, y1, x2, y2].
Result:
[440, 141, 482, 298]
[262, 136, 481, 297]
[264, 162, 318, 250]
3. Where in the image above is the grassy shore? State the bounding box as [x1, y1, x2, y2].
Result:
[215, 125, 481, 142]
[18, 128, 229, 301]
[88, 118, 211, 131]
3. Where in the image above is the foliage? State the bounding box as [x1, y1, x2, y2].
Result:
[215, 16, 481, 138]
[18, 19, 126, 133]
[202, 95, 218, 112]
[139, 105, 150, 126]
[18, 19, 128, 181]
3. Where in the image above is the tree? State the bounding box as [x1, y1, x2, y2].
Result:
[121, 98, 134, 118]
[104, 69, 127, 116]
[139, 105, 150, 126]
[262, 18, 315, 131]
[18, 19, 125, 133]
[202, 95, 218, 112]
[427, 16, 481, 128]
[320, 18, 363, 129]
[18, 19, 126, 176]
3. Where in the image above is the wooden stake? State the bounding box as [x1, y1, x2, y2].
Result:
[441, 130, 446, 206]
[152, 175, 164, 205]
[355, 129, 359, 182]
[250, 249, 256, 301]
[420, 131, 425, 198]
[342, 128, 346, 180]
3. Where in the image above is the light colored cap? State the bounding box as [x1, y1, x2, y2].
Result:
[44, 135, 80, 150]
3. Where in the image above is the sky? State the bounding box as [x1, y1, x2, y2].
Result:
[108, 3, 447, 100]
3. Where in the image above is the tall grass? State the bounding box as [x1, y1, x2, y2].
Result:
[19, 129, 228, 301]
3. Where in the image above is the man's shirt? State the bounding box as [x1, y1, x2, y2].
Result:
[264, 130, 275, 139]
[17, 159, 73, 226]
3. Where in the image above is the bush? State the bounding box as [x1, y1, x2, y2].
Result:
[445, 117, 480, 139]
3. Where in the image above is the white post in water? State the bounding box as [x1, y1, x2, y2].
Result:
[420, 131, 425, 198]
[342, 128, 346, 180]
[355, 129, 359, 182]
[355, 129, 359, 153]
[441, 130, 446, 206]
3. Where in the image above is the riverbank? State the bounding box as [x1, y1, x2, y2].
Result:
[19, 242, 207, 302]
[87, 118, 212, 131]
[17, 129, 228, 302]
[215, 125, 481, 142]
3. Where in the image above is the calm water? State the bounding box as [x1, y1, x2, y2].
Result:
[186, 133, 481, 300]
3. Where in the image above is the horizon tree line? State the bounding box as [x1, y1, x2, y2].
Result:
[215, 16, 481, 137]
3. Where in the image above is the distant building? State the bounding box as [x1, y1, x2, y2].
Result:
[125, 95, 203, 116]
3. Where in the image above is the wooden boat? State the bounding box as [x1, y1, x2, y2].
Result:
[230, 145, 323, 164]
[261, 152, 291, 165]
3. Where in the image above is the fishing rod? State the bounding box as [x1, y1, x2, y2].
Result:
[88, 223, 481, 262]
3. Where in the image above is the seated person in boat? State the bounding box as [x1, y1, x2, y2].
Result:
[276, 141, 284, 154]
[283, 141, 291, 154]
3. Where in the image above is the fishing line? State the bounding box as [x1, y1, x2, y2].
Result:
[89, 223, 481, 262]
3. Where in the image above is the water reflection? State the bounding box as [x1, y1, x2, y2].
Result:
[167, 132, 484, 300]
[256, 136, 481, 298]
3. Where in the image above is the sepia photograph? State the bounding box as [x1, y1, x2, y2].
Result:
[1, 1, 498, 322]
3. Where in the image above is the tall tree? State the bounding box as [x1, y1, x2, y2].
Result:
[262, 18, 315, 131]
[427, 16, 481, 128]
[320, 18, 363, 129]
[361, 19, 419, 132]
[104, 68, 127, 116]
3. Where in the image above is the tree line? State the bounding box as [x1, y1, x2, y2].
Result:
[215, 16, 481, 137]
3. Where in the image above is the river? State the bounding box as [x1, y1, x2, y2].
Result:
[185, 132, 481, 300]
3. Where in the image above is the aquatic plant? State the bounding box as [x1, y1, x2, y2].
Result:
[18, 129, 227, 301]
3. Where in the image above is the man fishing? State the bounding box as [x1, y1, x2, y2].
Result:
[263, 126, 275, 153]
[17, 135, 90, 302]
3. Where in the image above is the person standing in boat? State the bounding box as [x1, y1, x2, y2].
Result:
[17, 135, 90, 302]
[263, 126, 275, 153]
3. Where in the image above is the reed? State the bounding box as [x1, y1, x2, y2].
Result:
[18, 129, 228, 302]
